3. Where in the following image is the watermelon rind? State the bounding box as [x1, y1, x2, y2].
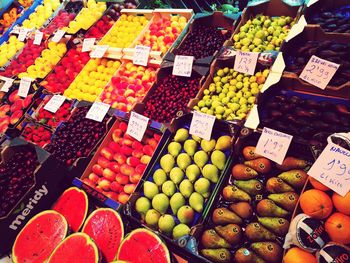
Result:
[12, 210, 68, 263]
[82, 208, 124, 262]
[52, 187, 88, 232]
[117, 228, 171, 263]
[47, 232, 100, 263]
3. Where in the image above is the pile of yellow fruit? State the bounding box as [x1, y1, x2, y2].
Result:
[19, 42, 67, 79]
[0, 36, 25, 67]
[64, 58, 121, 102]
[66, 0, 106, 34]
[100, 14, 149, 48]
[22, 0, 61, 29]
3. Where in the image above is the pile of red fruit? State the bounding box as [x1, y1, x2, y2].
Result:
[143, 75, 201, 123]
[82, 120, 161, 204]
[42, 48, 90, 94]
[85, 15, 114, 39]
[1, 39, 46, 77]
[42, 10, 76, 36]
[21, 124, 52, 147]
[35, 98, 72, 127]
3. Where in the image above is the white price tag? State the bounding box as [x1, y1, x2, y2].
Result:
[234, 51, 259, 75]
[299, 55, 340, 89]
[189, 111, 216, 141]
[0, 77, 14, 92]
[133, 45, 151, 66]
[285, 15, 307, 42]
[51, 30, 65, 43]
[18, 78, 32, 98]
[85, 102, 110, 122]
[90, 45, 109, 58]
[126, 111, 149, 142]
[44, 95, 66, 113]
[18, 28, 28, 41]
[34, 31, 44, 45]
[172, 55, 194, 77]
[11, 25, 20, 34]
[308, 143, 350, 196]
[82, 38, 95, 52]
[255, 127, 293, 165]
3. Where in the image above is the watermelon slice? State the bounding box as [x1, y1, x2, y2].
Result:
[82, 208, 124, 262]
[12, 210, 68, 263]
[117, 228, 171, 263]
[47, 232, 100, 263]
[52, 187, 88, 232]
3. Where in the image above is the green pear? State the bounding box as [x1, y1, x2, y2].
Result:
[174, 128, 189, 142]
[160, 154, 175, 173]
[177, 205, 195, 224]
[158, 214, 175, 234]
[201, 248, 231, 263]
[144, 181, 159, 199]
[194, 178, 211, 198]
[184, 139, 198, 156]
[172, 224, 190, 239]
[145, 209, 161, 228]
[215, 135, 231, 151]
[191, 135, 202, 142]
[153, 169, 167, 186]
[194, 151, 209, 168]
[179, 179, 193, 198]
[152, 193, 169, 214]
[169, 167, 184, 184]
[201, 139, 216, 152]
[185, 164, 200, 182]
[203, 164, 219, 183]
[162, 180, 176, 197]
[167, 142, 182, 157]
[189, 192, 204, 213]
[210, 150, 226, 170]
[201, 229, 231, 248]
[177, 153, 192, 170]
[170, 193, 186, 215]
[135, 197, 151, 218]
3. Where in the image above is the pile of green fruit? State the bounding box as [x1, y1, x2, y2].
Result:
[200, 145, 309, 263]
[193, 67, 269, 121]
[232, 14, 295, 52]
[134, 127, 232, 240]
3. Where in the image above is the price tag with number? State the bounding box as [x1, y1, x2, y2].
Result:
[133, 45, 151, 66]
[308, 143, 350, 196]
[85, 102, 110, 122]
[52, 30, 65, 43]
[234, 51, 259, 75]
[34, 31, 44, 45]
[44, 95, 66, 113]
[299, 55, 340, 89]
[82, 38, 95, 52]
[18, 28, 28, 41]
[189, 111, 216, 141]
[172, 55, 194, 77]
[255, 127, 293, 165]
[90, 45, 109, 58]
[0, 77, 14, 92]
[126, 111, 149, 142]
[18, 78, 32, 98]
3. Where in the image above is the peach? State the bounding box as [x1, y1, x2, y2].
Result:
[124, 184, 136, 194]
[118, 192, 130, 204]
[129, 173, 142, 184]
[100, 147, 114, 160]
[132, 149, 143, 159]
[132, 141, 143, 150]
[97, 156, 110, 169]
[142, 145, 154, 156]
[120, 145, 133, 155]
[92, 164, 104, 176]
[102, 168, 116, 181]
[88, 172, 99, 183]
[135, 164, 147, 174]
[140, 155, 152, 165]
[108, 141, 120, 152]
[112, 128, 123, 142]
[154, 133, 161, 141]
[146, 138, 158, 149]
[98, 179, 111, 191]
[121, 138, 133, 147]
[119, 122, 128, 132]
[113, 153, 127, 164]
[109, 162, 120, 173]
[120, 164, 135, 176]
[126, 156, 140, 167]
[115, 173, 129, 185]
[110, 181, 123, 193]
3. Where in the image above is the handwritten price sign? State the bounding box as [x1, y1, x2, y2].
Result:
[90, 45, 109, 58]
[234, 51, 259, 75]
[34, 31, 43, 45]
[18, 28, 29, 41]
[126, 111, 149, 142]
[172, 55, 194, 77]
[0, 77, 14, 92]
[85, 102, 110, 122]
[18, 78, 32, 98]
[133, 45, 150, 66]
[52, 29, 65, 43]
[299, 55, 340, 89]
[189, 111, 216, 141]
[255, 127, 293, 164]
[82, 38, 95, 52]
[44, 95, 66, 113]
[308, 143, 350, 196]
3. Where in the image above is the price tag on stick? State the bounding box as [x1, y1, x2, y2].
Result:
[299, 55, 340, 89]
[172, 55, 194, 77]
[308, 143, 350, 196]
[133, 45, 150, 66]
[18, 28, 28, 42]
[234, 51, 259, 75]
[90, 45, 109, 58]
[0, 77, 14, 92]
[82, 38, 95, 52]
[189, 111, 216, 141]
[44, 95, 66, 113]
[85, 102, 110, 122]
[255, 127, 293, 165]
[52, 30, 65, 43]
[126, 111, 149, 142]
[18, 78, 32, 98]
[34, 31, 43, 45]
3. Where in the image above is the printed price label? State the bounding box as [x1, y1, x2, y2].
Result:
[308, 143, 350, 196]
[18, 78, 32, 98]
[234, 51, 259, 75]
[18, 28, 28, 41]
[133, 45, 150, 66]
[82, 38, 95, 52]
[51, 30, 65, 43]
[90, 45, 109, 58]
[255, 127, 293, 165]
[126, 111, 149, 142]
[34, 31, 44, 45]
[172, 55, 194, 77]
[0, 77, 14, 92]
[44, 95, 66, 113]
[189, 111, 216, 141]
[299, 55, 340, 89]
[86, 102, 110, 122]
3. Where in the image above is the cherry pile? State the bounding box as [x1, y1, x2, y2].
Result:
[85, 15, 114, 39]
[35, 99, 72, 127]
[22, 124, 52, 147]
[42, 10, 76, 36]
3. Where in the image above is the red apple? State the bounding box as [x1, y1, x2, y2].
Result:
[126, 156, 140, 167]
[108, 141, 120, 152]
[115, 173, 129, 185]
[120, 164, 135, 176]
[132, 149, 143, 159]
[124, 184, 136, 194]
[92, 164, 104, 176]
[100, 147, 114, 160]
[140, 155, 151, 165]
[102, 168, 116, 181]
[118, 192, 129, 204]
[109, 162, 120, 173]
[97, 156, 110, 169]
[110, 181, 123, 193]
[113, 153, 127, 165]
[88, 172, 99, 183]
[135, 164, 147, 174]
[129, 173, 142, 184]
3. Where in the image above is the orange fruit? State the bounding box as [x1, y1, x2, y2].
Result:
[309, 177, 330, 191]
[325, 212, 350, 244]
[283, 247, 316, 263]
[332, 192, 350, 216]
[299, 189, 333, 219]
